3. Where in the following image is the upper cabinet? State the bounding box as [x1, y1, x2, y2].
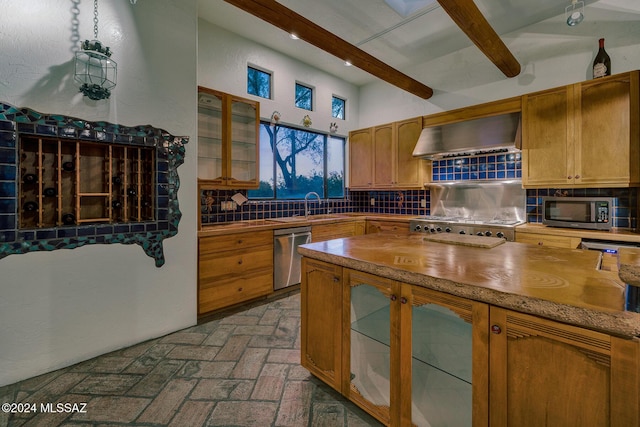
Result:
[521, 71, 640, 188]
[348, 116, 429, 190]
[198, 86, 260, 188]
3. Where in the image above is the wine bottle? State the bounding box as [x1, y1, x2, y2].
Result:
[43, 187, 57, 197]
[23, 201, 38, 212]
[592, 38, 611, 79]
[112, 199, 122, 209]
[62, 213, 76, 225]
[23, 173, 37, 184]
[127, 187, 137, 197]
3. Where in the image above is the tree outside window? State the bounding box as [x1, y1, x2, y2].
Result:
[247, 66, 271, 99]
[332, 96, 346, 120]
[248, 122, 344, 199]
[295, 83, 313, 111]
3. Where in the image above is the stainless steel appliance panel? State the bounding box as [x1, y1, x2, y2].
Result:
[274, 226, 312, 290]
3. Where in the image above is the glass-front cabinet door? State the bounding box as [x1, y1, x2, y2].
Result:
[346, 269, 396, 426]
[228, 96, 258, 186]
[345, 268, 489, 427]
[197, 90, 224, 183]
[408, 286, 489, 427]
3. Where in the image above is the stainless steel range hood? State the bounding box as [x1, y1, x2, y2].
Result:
[412, 112, 521, 159]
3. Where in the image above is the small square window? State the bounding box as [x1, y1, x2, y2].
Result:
[295, 83, 313, 111]
[247, 66, 271, 99]
[332, 96, 346, 120]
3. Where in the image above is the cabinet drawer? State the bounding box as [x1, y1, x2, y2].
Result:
[515, 233, 581, 249]
[365, 220, 408, 234]
[198, 269, 273, 314]
[199, 230, 272, 254]
[199, 245, 273, 282]
[312, 222, 357, 242]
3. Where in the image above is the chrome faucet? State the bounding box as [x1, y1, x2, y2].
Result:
[304, 192, 322, 217]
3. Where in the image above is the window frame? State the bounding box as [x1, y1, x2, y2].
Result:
[247, 64, 273, 100]
[331, 95, 346, 120]
[248, 121, 345, 200]
[294, 82, 314, 111]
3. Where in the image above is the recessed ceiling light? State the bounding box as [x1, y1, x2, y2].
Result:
[289, 33, 299, 40]
[344, 61, 352, 67]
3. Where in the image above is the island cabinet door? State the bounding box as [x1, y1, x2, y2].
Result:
[300, 258, 343, 392]
[407, 285, 489, 427]
[343, 269, 399, 426]
[488, 307, 640, 427]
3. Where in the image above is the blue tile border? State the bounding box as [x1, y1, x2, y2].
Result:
[0, 101, 189, 267]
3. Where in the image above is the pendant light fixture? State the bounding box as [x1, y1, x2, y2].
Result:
[73, 0, 117, 100]
[565, 0, 585, 26]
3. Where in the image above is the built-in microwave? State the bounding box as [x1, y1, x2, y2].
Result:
[542, 196, 613, 230]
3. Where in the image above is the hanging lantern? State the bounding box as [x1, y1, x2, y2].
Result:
[74, 0, 117, 100]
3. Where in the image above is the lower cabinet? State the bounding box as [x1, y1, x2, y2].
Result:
[301, 260, 640, 427]
[311, 220, 365, 242]
[515, 232, 581, 248]
[365, 219, 409, 234]
[198, 230, 273, 315]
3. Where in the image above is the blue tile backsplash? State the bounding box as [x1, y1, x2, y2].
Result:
[0, 101, 189, 267]
[431, 152, 522, 182]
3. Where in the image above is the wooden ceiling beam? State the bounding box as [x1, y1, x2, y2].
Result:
[223, 0, 434, 99]
[436, 0, 521, 77]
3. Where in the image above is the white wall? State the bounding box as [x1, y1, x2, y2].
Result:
[357, 7, 640, 127]
[0, 0, 198, 387]
[198, 19, 361, 135]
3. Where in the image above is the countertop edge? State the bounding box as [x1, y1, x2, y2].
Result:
[299, 246, 640, 339]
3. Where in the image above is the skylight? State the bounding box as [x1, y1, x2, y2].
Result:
[384, 0, 438, 17]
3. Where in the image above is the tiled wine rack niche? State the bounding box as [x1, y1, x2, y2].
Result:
[0, 102, 188, 267]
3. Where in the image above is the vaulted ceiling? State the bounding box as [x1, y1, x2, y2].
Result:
[198, 0, 640, 96]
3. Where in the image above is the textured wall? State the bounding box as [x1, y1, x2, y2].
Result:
[0, 0, 198, 387]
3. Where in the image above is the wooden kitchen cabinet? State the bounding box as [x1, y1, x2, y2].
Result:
[305, 266, 488, 426]
[348, 127, 374, 188]
[311, 220, 364, 242]
[301, 257, 640, 426]
[344, 269, 489, 426]
[300, 258, 343, 392]
[515, 232, 581, 249]
[489, 306, 640, 427]
[365, 219, 409, 234]
[348, 117, 428, 190]
[521, 71, 640, 188]
[198, 86, 260, 188]
[198, 230, 272, 315]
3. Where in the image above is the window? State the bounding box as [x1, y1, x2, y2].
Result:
[248, 122, 345, 199]
[247, 66, 271, 99]
[295, 83, 313, 111]
[332, 96, 346, 120]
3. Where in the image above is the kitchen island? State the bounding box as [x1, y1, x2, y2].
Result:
[299, 232, 640, 427]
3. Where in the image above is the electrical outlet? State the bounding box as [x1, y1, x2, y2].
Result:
[370, 198, 375, 206]
[420, 199, 427, 208]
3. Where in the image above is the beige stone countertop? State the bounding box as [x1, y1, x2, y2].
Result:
[198, 213, 418, 237]
[299, 232, 640, 338]
[516, 223, 640, 243]
[619, 248, 640, 288]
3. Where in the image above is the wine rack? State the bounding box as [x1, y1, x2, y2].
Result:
[19, 136, 155, 229]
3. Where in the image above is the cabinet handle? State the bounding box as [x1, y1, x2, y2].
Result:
[491, 324, 502, 334]
[537, 241, 543, 246]
[238, 259, 243, 265]
[333, 276, 340, 282]
[574, 175, 580, 179]
[400, 297, 407, 304]
[390, 294, 397, 301]
[567, 176, 573, 179]
[237, 239, 243, 244]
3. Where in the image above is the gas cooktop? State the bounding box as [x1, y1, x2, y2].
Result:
[409, 216, 525, 241]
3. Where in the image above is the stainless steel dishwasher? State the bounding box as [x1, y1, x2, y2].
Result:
[274, 226, 312, 290]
